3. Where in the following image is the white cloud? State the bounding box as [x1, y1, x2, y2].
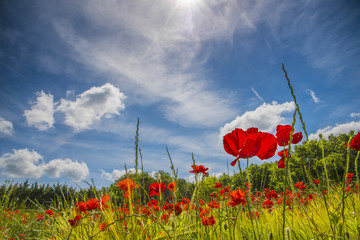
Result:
[351, 112, 360, 118]
[0, 117, 13, 136]
[0, 149, 45, 178]
[101, 168, 141, 182]
[219, 101, 295, 138]
[306, 89, 320, 104]
[309, 121, 360, 140]
[24, 91, 55, 131]
[0, 148, 89, 181]
[45, 159, 89, 181]
[56, 83, 126, 131]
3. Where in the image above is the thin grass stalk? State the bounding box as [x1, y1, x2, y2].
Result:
[355, 151, 359, 188]
[134, 117, 140, 176]
[319, 134, 331, 193]
[341, 135, 352, 236]
[282, 63, 309, 141]
[282, 100, 297, 240]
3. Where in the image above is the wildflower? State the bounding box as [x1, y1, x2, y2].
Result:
[68, 215, 81, 227]
[223, 127, 278, 166]
[208, 200, 220, 209]
[86, 198, 99, 211]
[347, 173, 354, 184]
[149, 182, 166, 197]
[167, 182, 176, 192]
[116, 178, 139, 199]
[201, 216, 216, 226]
[182, 198, 190, 204]
[45, 210, 54, 216]
[174, 204, 182, 216]
[35, 214, 44, 221]
[247, 211, 259, 219]
[214, 182, 222, 188]
[276, 125, 303, 146]
[262, 200, 274, 209]
[228, 189, 247, 207]
[347, 132, 360, 151]
[313, 179, 319, 184]
[278, 158, 286, 168]
[161, 213, 170, 223]
[98, 194, 110, 210]
[210, 193, 217, 198]
[189, 165, 209, 176]
[294, 182, 306, 190]
[76, 201, 87, 213]
[99, 222, 107, 231]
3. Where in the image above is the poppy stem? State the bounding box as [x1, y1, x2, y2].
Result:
[245, 158, 259, 240]
[341, 135, 352, 236]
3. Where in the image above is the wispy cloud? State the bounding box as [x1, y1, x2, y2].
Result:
[351, 112, 360, 118]
[56, 83, 126, 131]
[251, 87, 264, 102]
[219, 101, 295, 138]
[0, 148, 89, 181]
[309, 121, 360, 140]
[24, 91, 55, 131]
[0, 117, 13, 136]
[306, 89, 320, 104]
[48, 0, 246, 127]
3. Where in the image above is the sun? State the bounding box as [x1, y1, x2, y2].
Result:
[178, 0, 200, 8]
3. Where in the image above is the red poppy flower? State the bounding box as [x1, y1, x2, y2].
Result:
[45, 210, 54, 216]
[149, 182, 166, 197]
[262, 200, 274, 209]
[76, 201, 87, 212]
[174, 204, 182, 216]
[98, 194, 110, 210]
[278, 158, 286, 168]
[214, 182, 222, 188]
[189, 165, 209, 176]
[167, 182, 176, 192]
[276, 125, 303, 146]
[86, 198, 99, 211]
[294, 182, 306, 190]
[223, 128, 278, 166]
[347, 132, 360, 151]
[116, 178, 139, 199]
[208, 200, 220, 208]
[201, 215, 216, 226]
[228, 189, 247, 206]
[313, 180, 319, 184]
[347, 173, 354, 184]
[68, 215, 81, 227]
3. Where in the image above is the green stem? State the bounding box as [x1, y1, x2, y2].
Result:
[246, 158, 258, 240]
[320, 135, 331, 193]
[341, 136, 352, 236]
[355, 151, 359, 187]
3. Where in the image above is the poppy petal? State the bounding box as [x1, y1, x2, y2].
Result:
[292, 132, 303, 144]
[256, 132, 278, 160]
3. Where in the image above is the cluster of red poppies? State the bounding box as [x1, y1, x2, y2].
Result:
[223, 125, 303, 168]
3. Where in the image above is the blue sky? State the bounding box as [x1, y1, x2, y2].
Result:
[1, 0, 360, 188]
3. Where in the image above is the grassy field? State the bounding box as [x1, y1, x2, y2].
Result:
[1, 65, 359, 240]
